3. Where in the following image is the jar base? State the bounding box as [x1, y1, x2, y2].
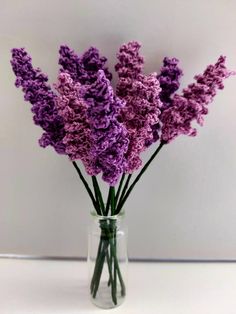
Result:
[90, 282, 125, 309]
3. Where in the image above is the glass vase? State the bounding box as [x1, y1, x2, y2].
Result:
[88, 212, 128, 309]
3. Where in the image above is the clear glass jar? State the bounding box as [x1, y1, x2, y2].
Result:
[88, 211, 128, 309]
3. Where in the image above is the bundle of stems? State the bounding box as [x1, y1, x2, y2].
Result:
[72, 142, 164, 304]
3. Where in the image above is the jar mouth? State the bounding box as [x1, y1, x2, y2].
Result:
[90, 210, 125, 220]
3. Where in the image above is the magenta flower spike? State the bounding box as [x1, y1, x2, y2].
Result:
[115, 41, 144, 97]
[161, 56, 233, 143]
[115, 41, 162, 172]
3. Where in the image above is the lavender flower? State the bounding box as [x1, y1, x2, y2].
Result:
[157, 57, 183, 108]
[122, 73, 162, 172]
[59, 45, 112, 84]
[149, 57, 183, 143]
[55, 72, 95, 174]
[161, 56, 233, 143]
[115, 41, 162, 172]
[11, 44, 234, 190]
[115, 41, 144, 97]
[11, 48, 65, 154]
[115, 41, 144, 78]
[58, 45, 81, 82]
[81, 70, 129, 186]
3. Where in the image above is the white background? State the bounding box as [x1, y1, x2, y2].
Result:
[0, 0, 236, 259]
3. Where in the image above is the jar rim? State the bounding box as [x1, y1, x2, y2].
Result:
[90, 210, 125, 220]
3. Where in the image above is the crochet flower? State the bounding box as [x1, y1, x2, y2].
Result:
[55, 72, 96, 174]
[161, 56, 233, 143]
[11, 48, 65, 154]
[115, 41, 144, 97]
[157, 57, 183, 108]
[122, 73, 162, 171]
[149, 57, 183, 143]
[59, 45, 112, 84]
[81, 70, 129, 186]
[115, 41, 162, 172]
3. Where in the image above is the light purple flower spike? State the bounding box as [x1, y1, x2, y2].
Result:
[161, 56, 233, 143]
[55, 72, 96, 174]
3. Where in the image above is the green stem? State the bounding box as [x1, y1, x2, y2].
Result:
[92, 178, 100, 214]
[116, 142, 165, 214]
[108, 240, 112, 287]
[90, 239, 103, 293]
[105, 187, 112, 216]
[92, 176, 105, 215]
[115, 174, 125, 207]
[92, 245, 107, 298]
[91, 220, 126, 302]
[106, 251, 117, 305]
[116, 174, 132, 212]
[113, 228, 117, 300]
[110, 187, 115, 216]
[106, 241, 126, 296]
[91, 221, 112, 296]
[72, 161, 98, 213]
[109, 237, 126, 296]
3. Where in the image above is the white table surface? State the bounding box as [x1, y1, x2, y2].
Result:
[0, 258, 236, 314]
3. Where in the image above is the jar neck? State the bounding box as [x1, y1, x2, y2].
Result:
[90, 211, 125, 226]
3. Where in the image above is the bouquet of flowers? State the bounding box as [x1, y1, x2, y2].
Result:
[11, 41, 234, 308]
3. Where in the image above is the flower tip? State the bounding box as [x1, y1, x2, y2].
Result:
[83, 46, 100, 58]
[59, 44, 69, 52]
[163, 56, 180, 64]
[128, 40, 142, 47]
[120, 40, 142, 52]
[217, 55, 236, 77]
[215, 55, 227, 67]
[11, 47, 26, 56]
[218, 55, 226, 61]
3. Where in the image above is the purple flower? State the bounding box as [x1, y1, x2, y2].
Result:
[11, 48, 65, 154]
[115, 41, 144, 98]
[150, 57, 183, 143]
[121, 73, 162, 172]
[161, 56, 233, 143]
[59, 45, 112, 84]
[58, 45, 82, 82]
[11, 43, 234, 189]
[115, 41, 144, 79]
[157, 57, 183, 108]
[115, 41, 162, 172]
[81, 70, 129, 186]
[55, 72, 96, 174]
